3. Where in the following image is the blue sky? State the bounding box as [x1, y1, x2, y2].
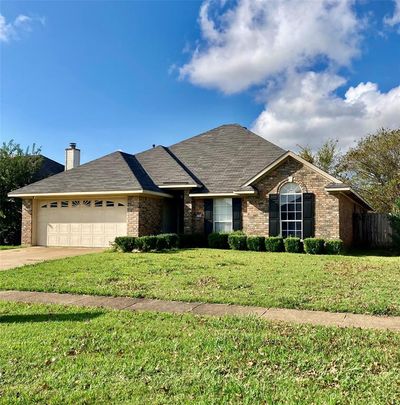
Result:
[1, 0, 399, 164]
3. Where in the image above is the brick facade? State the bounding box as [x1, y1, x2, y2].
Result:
[127, 196, 164, 237]
[21, 199, 33, 246]
[242, 157, 341, 239]
[181, 157, 365, 246]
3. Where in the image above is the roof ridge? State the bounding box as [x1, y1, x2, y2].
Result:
[167, 124, 244, 149]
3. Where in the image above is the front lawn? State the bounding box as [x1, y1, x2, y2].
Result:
[0, 249, 399, 316]
[0, 302, 399, 403]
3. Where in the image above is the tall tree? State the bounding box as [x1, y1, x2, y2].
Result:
[339, 128, 400, 213]
[0, 140, 42, 245]
[298, 139, 342, 176]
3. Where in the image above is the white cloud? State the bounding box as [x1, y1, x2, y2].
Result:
[385, 0, 400, 27]
[179, 0, 400, 149]
[0, 13, 44, 42]
[180, 0, 362, 94]
[252, 72, 400, 149]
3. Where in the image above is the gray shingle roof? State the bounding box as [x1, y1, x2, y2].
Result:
[168, 124, 286, 193]
[10, 151, 161, 195]
[135, 146, 199, 187]
[10, 124, 287, 196]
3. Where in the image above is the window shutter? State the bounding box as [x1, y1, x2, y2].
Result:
[269, 194, 280, 236]
[232, 198, 242, 231]
[204, 199, 213, 235]
[303, 193, 315, 238]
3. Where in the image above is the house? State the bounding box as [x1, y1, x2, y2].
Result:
[9, 125, 372, 248]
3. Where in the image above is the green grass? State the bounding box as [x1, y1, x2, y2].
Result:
[0, 249, 399, 316]
[0, 245, 22, 250]
[0, 302, 399, 404]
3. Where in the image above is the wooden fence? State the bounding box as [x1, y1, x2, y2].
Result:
[353, 213, 393, 248]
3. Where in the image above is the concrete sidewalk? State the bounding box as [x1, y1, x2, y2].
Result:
[0, 290, 399, 332]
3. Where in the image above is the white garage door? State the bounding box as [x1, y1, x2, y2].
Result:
[37, 198, 127, 247]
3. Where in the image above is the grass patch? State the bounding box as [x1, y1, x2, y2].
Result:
[0, 249, 399, 315]
[0, 301, 399, 403]
[0, 245, 23, 250]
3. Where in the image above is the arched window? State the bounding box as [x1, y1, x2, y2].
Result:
[280, 182, 302, 238]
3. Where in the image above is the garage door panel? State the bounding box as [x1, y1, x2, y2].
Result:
[37, 199, 127, 247]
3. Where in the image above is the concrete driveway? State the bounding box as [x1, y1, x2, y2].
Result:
[0, 247, 104, 271]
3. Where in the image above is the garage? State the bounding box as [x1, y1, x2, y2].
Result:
[36, 198, 127, 247]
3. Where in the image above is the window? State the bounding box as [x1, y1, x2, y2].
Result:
[118, 202, 125, 207]
[82, 200, 91, 207]
[61, 201, 68, 208]
[106, 200, 114, 207]
[50, 201, 58, 208]
[94, 200, 103, 207]
[72, 200, 80, 207]
[41, 204, 48, 208]
[280, 182, 302, 238]
[213, 198, 232, 233]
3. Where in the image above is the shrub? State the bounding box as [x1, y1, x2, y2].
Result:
[136, 235, 157, 252]
[303, 238, 325, 254]
[178, 233, 207, 248]
[155, 233, 179, 251]
[228, 233, 247, 250]
[284, 237, 303, 253]
[325, 239, 344, 255]
[265, 237, 284, 252]
[247, 236, 265, 251]
[208, 232, 229, 249]
[114, 236, 136, 253]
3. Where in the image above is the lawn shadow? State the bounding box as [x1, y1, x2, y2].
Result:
[0, 312, 103, 324]
[346, 249, 398, 257]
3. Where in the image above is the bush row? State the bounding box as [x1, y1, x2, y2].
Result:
[211, 232, 344, 254]
[114, 234, 180, 252]
[114, 233, 344, 255]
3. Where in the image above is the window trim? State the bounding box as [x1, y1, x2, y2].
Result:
[279, 183, 303, 239]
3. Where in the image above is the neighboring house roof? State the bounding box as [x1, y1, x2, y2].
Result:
[33, 155, 64, 181]
[9, 151, 170, 197]
[169, 124, 286, 193]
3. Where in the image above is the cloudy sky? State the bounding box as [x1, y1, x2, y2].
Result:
[1, 0, 399, 163]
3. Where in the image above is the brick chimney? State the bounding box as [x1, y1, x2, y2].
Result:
[65, 142, 80, 171]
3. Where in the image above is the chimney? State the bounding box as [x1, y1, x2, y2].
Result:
[65, 142, 80, 171]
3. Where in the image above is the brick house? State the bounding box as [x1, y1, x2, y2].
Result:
[9, 125, 372, 247]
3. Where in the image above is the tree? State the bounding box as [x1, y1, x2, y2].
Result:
[0, 140, 42, 245]
[298, 139, 342, 176]
[389, 198, 400, 252]
[339, 128, 400, 213]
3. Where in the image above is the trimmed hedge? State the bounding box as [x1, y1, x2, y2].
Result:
[325, 239, 344, 255]
[178, 233, 207, 249]
[265, 237, 284, 252]
[247, 236, 265, 251]
[135, 235, 158, 252]
[114, 236, 136, 252]
[228, 233, 247, 250]
[284, 237, 303, 253]
[156, 233, 179, 250]
[208, 232, 229, 249]
[303, 238, 325, 254]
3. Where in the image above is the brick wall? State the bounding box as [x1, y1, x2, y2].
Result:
[192, 198, 205, 234]
[127, 195, 164, 237]
[21, 199, 33, 245]
[242, 157, 340, 239]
